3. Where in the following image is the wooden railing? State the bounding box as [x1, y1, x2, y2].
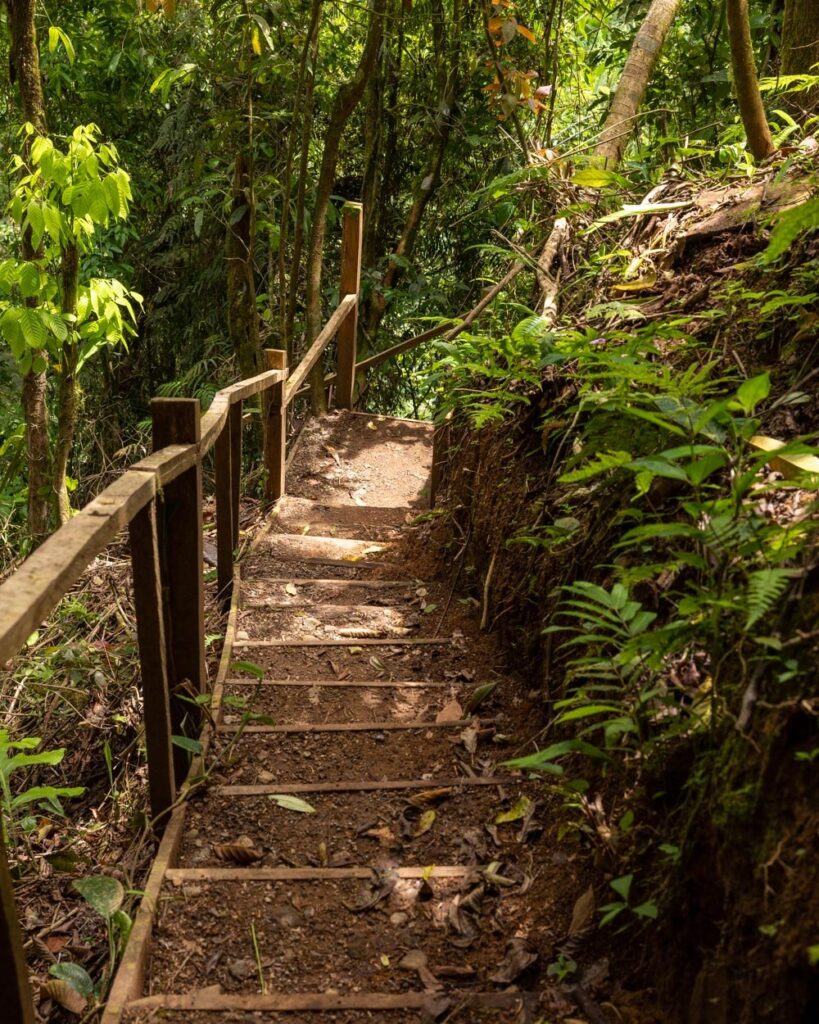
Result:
[0, 203, 369, 1018]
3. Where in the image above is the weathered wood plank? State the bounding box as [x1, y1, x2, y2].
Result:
[232, 637, 455, 648]
[131, 444, 199, 487]
[0, 471, 155, 665]
[336, 203, 363, 409]
[218, 775, 520, 795]
[217, 717, 485, 733]
[198, 392, 229, 455]
[166, 865, 472, 882]
[128, 500, 176, 825]
[224, 678, 450, 687]
[220, 366, 285, 403]
[263, 349, 288, 503]
[0, 828, 35, 1024]
[127, 991, 535, 1012]
[229, 401, 242, 550]
[152, 399, 207, 780]
[285, 294, 356, 402]
[214, 407, 234, 611]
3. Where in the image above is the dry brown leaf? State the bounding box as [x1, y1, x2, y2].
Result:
[408, 787, 453, 807]
[569, 883, 595, 936]
[488, 937, 538, 983]
[435, 699, 464, 723]
[213, 840, 263, 864]
[41, 980, 87, 1015]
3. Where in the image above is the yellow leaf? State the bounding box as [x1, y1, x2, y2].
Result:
[251, 25, 262, 56]
[487, 16, 504, 31]
[516, 24, 537, 44]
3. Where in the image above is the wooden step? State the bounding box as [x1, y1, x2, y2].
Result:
[232, 637, 456, 648]
[216, 717, 486, 733]
[126, 991, 535, 1013]
[223, 678, 453, 687]
[236, 603, 423, 640]
[271, 495, 411, 541]
[217, 775, 519, 795]
[166, 865, 474, 882]
[257, 532, 394, 562]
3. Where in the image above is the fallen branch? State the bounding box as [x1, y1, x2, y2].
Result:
[536, 217, 570, 322]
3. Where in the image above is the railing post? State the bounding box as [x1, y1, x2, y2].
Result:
[0, 827, 35, 1024]
[128, 498, 176, 826]
[229, 401, 242, 551]
[264, 349, 288, 503]
[151, 398, 207, 780]
[215, 410, 234, 614]
[336, 202, 363, 410]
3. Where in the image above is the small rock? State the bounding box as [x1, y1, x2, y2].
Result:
[399, 949, 428, 970]
[270, 903, 303, 928]
[390, 911, 409, 927]
[257, 770, 275, 784]
[228, 959, 254, 980]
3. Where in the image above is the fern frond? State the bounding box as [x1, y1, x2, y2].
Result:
[744, 569, 793, 629]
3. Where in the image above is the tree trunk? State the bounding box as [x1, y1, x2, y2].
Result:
[278, 0, 322, 355]
[365, 0, 460, 347]
[305, 0, 387, 413]
[52, 244, 79, 525]
[227, 150, 263, 378]
[594, 0, 680, 167]
[781, 0, 819, 113]
[726, 0, 775, 160]
[5, 0, 52, 546]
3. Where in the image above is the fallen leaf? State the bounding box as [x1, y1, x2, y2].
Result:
[41, 980, 87, 1015]
[399, 949, 428, 970]
[436, 699, 464, 723]
[363, 826, 398, 848]
[488, 937, 538, 983]
[495, 795, 532, 824]
[415, 810, 436, 837]
[408, 788, 453, 807]
[568, 884, 595, 936]
[285, 583, 298, 596]
[460, 726, 479, 754]
[465, 681, 497, 714]
[214, 840, 263, 864]
[269, 794, 316, 814]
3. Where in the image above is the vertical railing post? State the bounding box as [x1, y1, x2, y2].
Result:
[336, 201, 363, 410]
[215, 409, 234, 613]
[151, 398, 207, 780]
[229, 401, 243, 551]
[128, 498, 176, 825]
[0, 827, 35, 1024]
[264, 350, 288, 503]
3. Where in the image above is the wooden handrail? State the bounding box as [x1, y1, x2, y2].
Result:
[284, 294, 356, 404]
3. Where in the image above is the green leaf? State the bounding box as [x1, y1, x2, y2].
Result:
[734, 373, 771, 415]
[609, 874, 633, 901]
[633, 900, 658, 919]
[48, 961, 94, 997]
[230, 660, 264, 680]
[465, 681, 497, 713]
[171, 735, 203, 755]
[73, 875, 125, 918]
[495, 795, 532, 824]
[269, 794, 316, 814]
[572, 168, 630, 189]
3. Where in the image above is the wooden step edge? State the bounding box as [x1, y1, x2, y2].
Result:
[223, 678, 454, 688]
[216, 775, 521, 796]
[216, 717, 490, 734]
[126, 990, 535, 1012]
[242, 578, 419, 587]
[241, 600, 414, 610]
[262, 534, 395, 551]
[232, 637, 456, 648]
[166, 865, 475, 883]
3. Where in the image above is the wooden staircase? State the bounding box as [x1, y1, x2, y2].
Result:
[102, 411, 535, 1023]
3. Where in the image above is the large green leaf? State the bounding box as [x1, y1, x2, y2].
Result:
[73, 875, 125, 918]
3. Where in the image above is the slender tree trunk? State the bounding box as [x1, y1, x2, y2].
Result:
[284, 3, 322, 355]
[305, 0, 387, 413]
[5, 0, 51, 546]
[227, 150, 263, 378]
[781, 0, 819, 113]
[726, 0, 775, 159]
[52, 244, 79, 525]
[361, 42, 387, 273]
[278, 0, 322, 354]
[365, 0, 461, 347]
[594, 0, 680, 167]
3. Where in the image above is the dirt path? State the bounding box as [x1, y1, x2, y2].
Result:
[110, 411, 614, 1024]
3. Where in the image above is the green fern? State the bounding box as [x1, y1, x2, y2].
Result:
[745, 569, 793, 629]
[762, 196, 819, 264]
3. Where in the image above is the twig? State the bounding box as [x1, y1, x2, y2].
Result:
[480, 550, 497, 632]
